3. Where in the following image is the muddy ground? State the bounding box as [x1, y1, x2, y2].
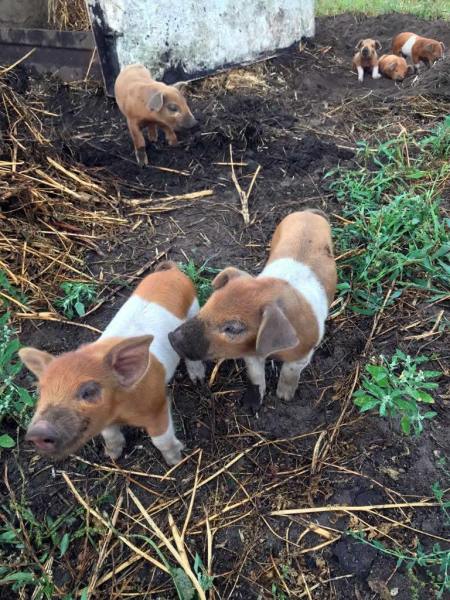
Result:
[1, 13, 449, 600]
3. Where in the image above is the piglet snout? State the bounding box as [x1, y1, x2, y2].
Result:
[26, 420, 58, 452]
[169, 318, 209, 361]
[168, 327, 187, 357]
[183, 114, 198, 129]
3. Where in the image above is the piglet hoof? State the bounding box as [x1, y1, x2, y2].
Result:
[185, 359, 205, 384]
[135, 147, 148, 167]
[372, 73, 382, 80]
[276, 381, 296, 402]
[167, 137, 178, 147]
[240, 383, 263, 416]
[163, 439, 185, 465]
[105, 445, 124, 461]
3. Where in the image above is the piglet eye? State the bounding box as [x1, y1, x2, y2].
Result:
[167, 103, 179, 113]
[221, 321, 246, 336]
[77, 381, 101, 402]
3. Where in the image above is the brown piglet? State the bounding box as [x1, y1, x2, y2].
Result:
[352, 38, 382, 82]
[392, 32, 445, 70]
[379, 54, 414, 81]
[114, 64, 197, 166]
[20, 262, 204, 465]
[169, 210, 337, 409]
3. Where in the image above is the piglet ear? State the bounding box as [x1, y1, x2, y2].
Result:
[256, 304, 299, 358]
[355, 39, 364, 51]
[172, 81, 187, 93]
[375, 40, 382, 51]
[212, 267, 251, 291]
[19, 347, 54, 379]
[148, 90, 164, 111]
[407, 65, 415, 76]
[105, 335, 153, 388]
[425, 43, 434, 53]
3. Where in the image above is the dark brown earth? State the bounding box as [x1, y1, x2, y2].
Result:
[1, 13, 449, 600]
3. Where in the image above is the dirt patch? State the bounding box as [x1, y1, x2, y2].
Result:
[1, 13, 449, 600]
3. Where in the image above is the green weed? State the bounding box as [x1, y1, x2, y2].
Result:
[432, 482, 450, 526]
[349, 531, 450, 599]
[329, 119, 450, 315]
[0, 274, 34, 447]
[271, 564, 294, 599]
[180, 260, 220, 306]
[0, 270, 28, 310]
[0, 313, 35, 448]
[353, 349, 441, 435]
[55, 281, 97, 319]
[137, 535, 213, 600]
[0, 499, 99, 598]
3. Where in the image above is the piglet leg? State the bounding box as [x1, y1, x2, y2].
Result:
[150, 405, 184, 466]
[102, 425, 125, 460]
[244, 356, 266, 404]
[147, 123, 158, 142]
[160, 125, 178, 146]
[357, 66, 364, 83]
[372, 64, 381, 79]
[276, 351, 313, 401]
[127, 118, 148, 166]
[185, 359, 205, 383]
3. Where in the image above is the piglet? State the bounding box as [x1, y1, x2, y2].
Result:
[20, 262, 205, 465]
[114, 64, 198, 166]
[169, 210, 337, 408]
[379, 54, 414, 81]
[392, 32, 445, 70]
[352, 39, 382, 82]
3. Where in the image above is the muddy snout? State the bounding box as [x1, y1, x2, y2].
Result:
[26, 419, 60, 453]
[361, 46, 371, 58]
[169, 318, 209, 361]
[25, 407, 84, 458]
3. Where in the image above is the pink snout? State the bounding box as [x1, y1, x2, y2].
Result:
[26, 420, 59, 452]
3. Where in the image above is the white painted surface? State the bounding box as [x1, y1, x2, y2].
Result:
[259, 258, 329, 343]
[87, 0, 314, 82]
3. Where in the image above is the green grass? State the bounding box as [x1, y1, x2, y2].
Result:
[353, 349, 441, 435]
[329, 117, 450, 316]
[0, 494, 107, 599]
[316, 0, 450, 19]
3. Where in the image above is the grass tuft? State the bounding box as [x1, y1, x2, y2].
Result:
[179, 260, 220, 306]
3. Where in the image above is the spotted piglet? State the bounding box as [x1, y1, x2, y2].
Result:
[20, 262, 204, 465]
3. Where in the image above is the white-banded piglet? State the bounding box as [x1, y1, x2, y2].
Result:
[20, 262, 204, 465]
[169, 210, 336, 409]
